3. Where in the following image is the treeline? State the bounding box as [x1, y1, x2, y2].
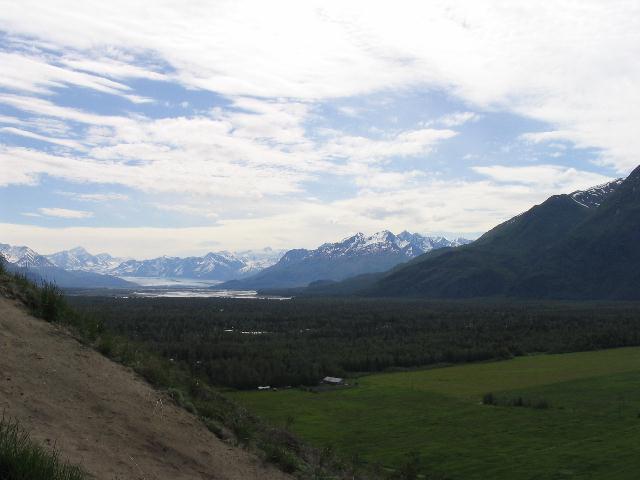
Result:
[68, 296, 640, 389]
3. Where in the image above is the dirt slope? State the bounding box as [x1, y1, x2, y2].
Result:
[0, 296, 291, 480]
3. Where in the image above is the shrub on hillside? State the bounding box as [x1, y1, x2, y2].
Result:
[482, 392, 551, 409]
[0, 416, 85, 480]
[39, 282, 65, 322]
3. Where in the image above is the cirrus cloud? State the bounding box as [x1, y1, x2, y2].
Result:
[37, 207, 93, 219]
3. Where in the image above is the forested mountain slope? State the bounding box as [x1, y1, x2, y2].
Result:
[321, 167, 639, 300]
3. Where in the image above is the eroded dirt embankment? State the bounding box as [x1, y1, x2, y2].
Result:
[0, 296, 290, 480]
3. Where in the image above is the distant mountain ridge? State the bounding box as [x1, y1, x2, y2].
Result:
[104, 248, 284, 281]
[222, 231, 472, 289]
[111, 252, 246, 281]
[2, 232, 472, 289]
[311, 172, 639, 300]
[0, 243, 54, 268]
[46, 247, 127, 274]
[0, 243, 133, 289]
[1, 243, 284, 287]
[39, 246, 285, 282]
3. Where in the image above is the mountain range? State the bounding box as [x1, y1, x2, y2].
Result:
[108, 248, 283, 281]
[0, 244, 134, 288]
[0, 232, 471, 289]
[307, 167, 640, 300]
[221, 231, 471, 289]
[4, 166, 638, 298]
[0, 245, 285, 284]
[45, 247, 127, 275]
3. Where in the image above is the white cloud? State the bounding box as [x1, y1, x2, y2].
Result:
[0, 52, 152, 103]
[0, 92, 457, 198]
[0, 0, 635, 171]
[56, 192, 129, 202]
[472, 165, 613, 191]
[435, 111, 481, 128]
[155, 203, 219, 219]
[37, 207, 93, 218]
[0, 114, 26, 125]
[354, 169, 424, 191]
[0, 163, 613, 257]
[1, 126, 83, 149]
[337, 106, 360, 118]
[519, 131, 572, 144]
[0, 94, 129, 127]
[0, 114, 71, 137]
[60, 56, 167, 82]
[322, 128, 457, 164]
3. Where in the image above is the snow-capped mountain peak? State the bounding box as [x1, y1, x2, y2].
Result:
[0, 244, 54, 268]
[222, 231, 474, 290]
[3, 232, 471, 287]
[363, 230, 396, 246]
[107, 248, 284, 280]
[46, 247, 126, 274]
[279, 231, 471, 265]
[570, 178, 624, 208]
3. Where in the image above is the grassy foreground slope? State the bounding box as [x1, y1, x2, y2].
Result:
[0, 417, 85, 480]
[232, 347, 640, 479]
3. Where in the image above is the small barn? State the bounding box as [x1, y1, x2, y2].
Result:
[322, 376, 344, 385]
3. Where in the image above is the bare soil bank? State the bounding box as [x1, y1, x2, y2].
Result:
[0, 296, 291, 480]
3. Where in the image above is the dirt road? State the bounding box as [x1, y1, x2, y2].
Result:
[0, 296, 291, 480]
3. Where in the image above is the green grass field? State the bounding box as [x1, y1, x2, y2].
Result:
[230, 347, 640, 479]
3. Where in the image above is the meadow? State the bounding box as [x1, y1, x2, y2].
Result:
[231, 347, 640, 479]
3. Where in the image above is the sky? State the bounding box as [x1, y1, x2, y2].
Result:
[0, 1, 638, 258]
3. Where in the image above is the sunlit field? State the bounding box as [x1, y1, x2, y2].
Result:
[232, 347, 640, 479]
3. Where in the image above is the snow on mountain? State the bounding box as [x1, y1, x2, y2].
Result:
[39, 245, 284, 281]
[3, 233, 469, 287]
[236, 247, 286, 275]
[0, 243, 134, 288]
[109, 248, 285, 281]
[222, 231, 473, 290]
[0, 243, 54, 268]
[46, 247, 127, 274]
[305, 230, 471, 261]
[570, 178, 624, 208]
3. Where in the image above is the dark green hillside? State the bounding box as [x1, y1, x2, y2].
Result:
[354, 165, 640, 299]
[475, 194, 590, 252]
[366, 195, 593, 298]
[536, 165, 640, 299]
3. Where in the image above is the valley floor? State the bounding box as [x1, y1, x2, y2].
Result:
[0, 297, 290, 480]
[232, 347, 640, 479]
